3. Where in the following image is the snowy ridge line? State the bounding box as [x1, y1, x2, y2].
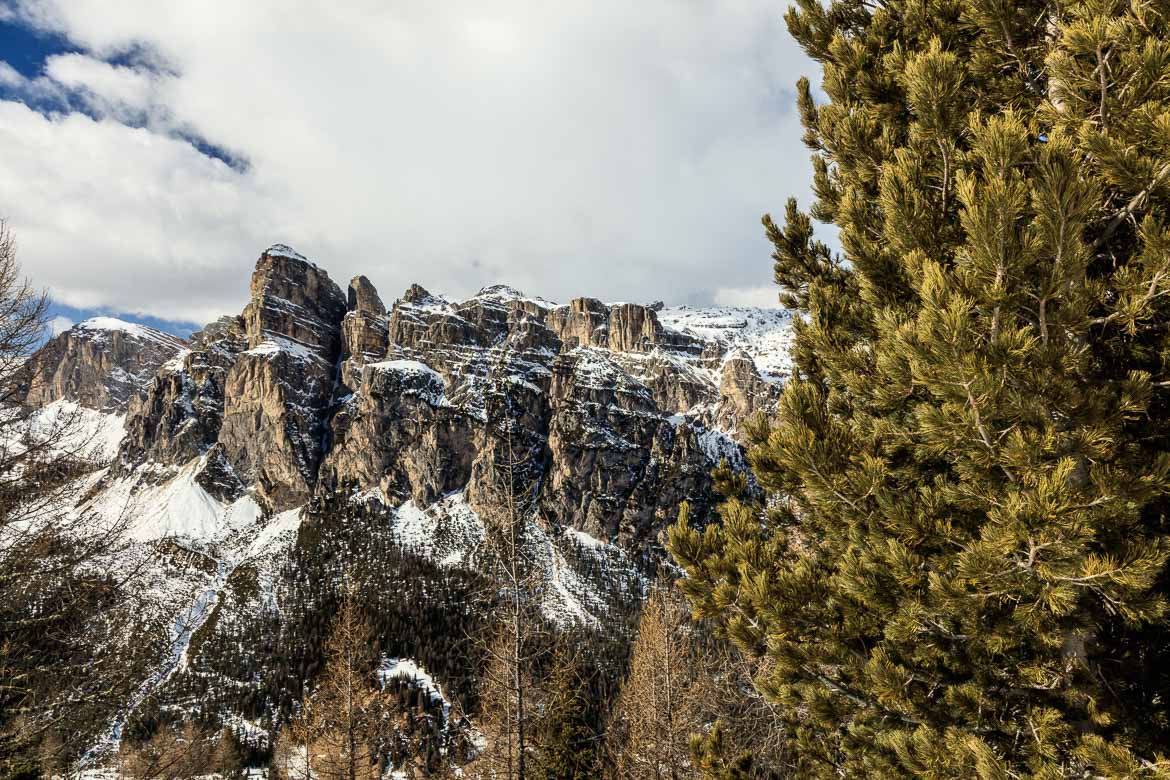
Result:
[72, 317, 188, 349]
[264, 242, 323, 271]
[657, 304, 794, 381]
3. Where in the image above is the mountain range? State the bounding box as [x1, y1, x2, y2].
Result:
[23, 244, 794, 762]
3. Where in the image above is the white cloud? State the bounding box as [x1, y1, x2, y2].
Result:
[44, 53, 166, 119]
[0, 61, 24, 87]
[714, 286, 782, 309]
[1, 1, 820, 322]
[0, 102, 278, 323]
[47, 314, 74, 335]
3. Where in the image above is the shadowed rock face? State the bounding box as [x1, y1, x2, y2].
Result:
[119, 315, 245, 470]
[212, 248, 346, 508]
[22, 319, 187, 413]
[98, 248, 788, 548]
[340, 275, 389, 391]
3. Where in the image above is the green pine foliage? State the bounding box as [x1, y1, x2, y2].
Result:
[532, 654, 603, 780]
[690, 723, 756, 780]
[669, 0, 1170, 776]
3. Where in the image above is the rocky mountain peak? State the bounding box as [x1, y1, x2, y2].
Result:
[475, 284, 532, 301]
[402, 282, 440, 305]
[23, 317, 187, 413]
[243, 244, 347, 354]
[545, 297, 701, 356]
[348, 274, 386, 315]
[16, 245, 801, 765]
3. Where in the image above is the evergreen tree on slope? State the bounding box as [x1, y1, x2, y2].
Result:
[669, 0, 1170, 776]
[531, 651, 600, 780]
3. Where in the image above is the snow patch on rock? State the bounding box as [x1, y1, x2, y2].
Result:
[658, 305, 795, 381]
[379, 657, 451, 721]
[391, 491, 485, 567]
[28, 399, 127, 461]
[74, 317, 187, 350]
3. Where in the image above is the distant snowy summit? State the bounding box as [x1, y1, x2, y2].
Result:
[24, 315, 186, 413]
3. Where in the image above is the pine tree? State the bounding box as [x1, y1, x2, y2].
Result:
[690, 724, 754, 780]
[669, 0, 1170, 776]
[531, 650, 600, 780]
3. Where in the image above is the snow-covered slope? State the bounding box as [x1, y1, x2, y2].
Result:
[658, 305, 796, 381]
[27, 399, 127, 461]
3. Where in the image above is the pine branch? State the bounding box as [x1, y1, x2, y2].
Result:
[1090, 161, 1170, 256]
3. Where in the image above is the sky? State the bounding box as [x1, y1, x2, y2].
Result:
[0, 1, 822, 337]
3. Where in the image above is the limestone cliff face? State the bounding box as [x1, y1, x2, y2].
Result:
[339, 275, 389, 391]
[124, 246, 347, 510]
[325, 283, 783, 548]
[323, 360, 475, 507]
[23, 318, 187, 413]
[220, 248, 344, 508]
[119, 315, 245, 470]
[101, 245, 790, 547]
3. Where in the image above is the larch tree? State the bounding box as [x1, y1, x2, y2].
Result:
[467, 382, 550, 780]
[0, 220, 144, 775]
[669, 0, 1170, 776]
[604, 583, 703, 780]
[469, 630, 546, 780]
[116, 721, 220, 780]
[278, 589, 388, 780]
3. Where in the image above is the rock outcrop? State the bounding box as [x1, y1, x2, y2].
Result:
[323, 360, 475, 507]
[124, 246, 347, 509]
[95, 245, 791, 545]
[22, 318, 187, 413]
[119, 315, 246, 470]
[715, 349, 774, 430]
[340, 275, 389, 390]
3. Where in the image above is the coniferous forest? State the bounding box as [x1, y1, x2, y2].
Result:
[2, 0, 1170, 778]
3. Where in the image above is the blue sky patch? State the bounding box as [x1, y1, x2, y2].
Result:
[0, 15, 79, 79]
[0, 13, 246, 171]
